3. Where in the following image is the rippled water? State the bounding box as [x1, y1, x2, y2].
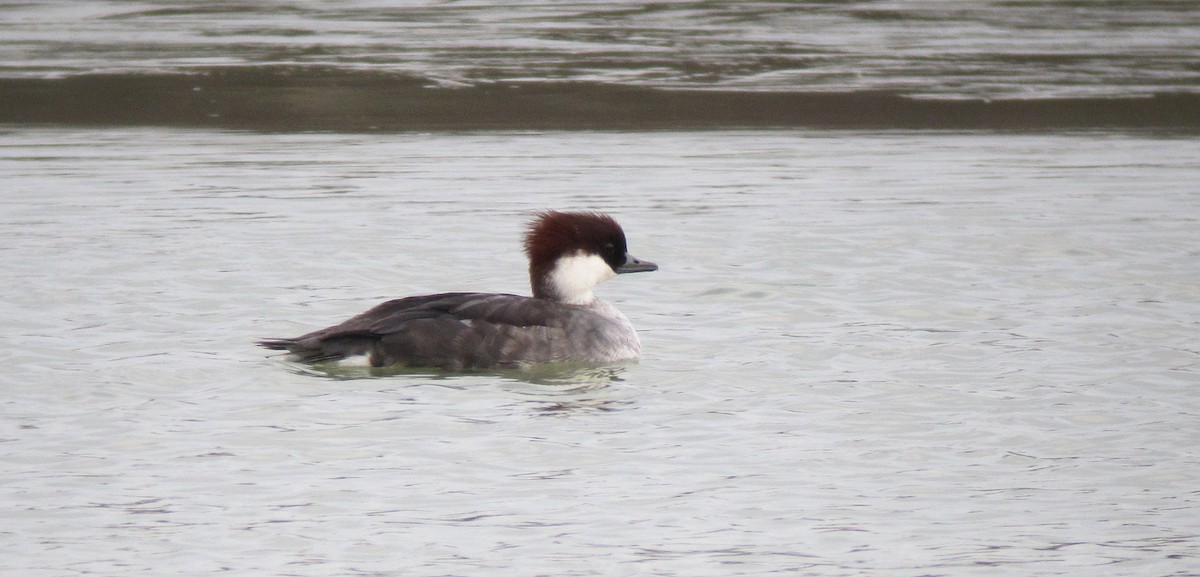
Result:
[5, 0, 1199, 98]
[4, 1, 1200, 132]
[2, 127, 1198, 575]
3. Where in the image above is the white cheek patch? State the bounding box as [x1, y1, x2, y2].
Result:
[547, 252, 615, 305]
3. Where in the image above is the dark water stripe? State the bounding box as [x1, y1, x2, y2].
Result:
[2, 68, 1197, 131]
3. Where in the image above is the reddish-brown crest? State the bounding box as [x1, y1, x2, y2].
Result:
[525, 211, 628, 298]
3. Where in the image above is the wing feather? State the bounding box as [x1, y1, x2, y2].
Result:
[260, 292, 594, 369]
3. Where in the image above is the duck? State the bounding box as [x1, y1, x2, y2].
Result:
[259, 211, 657, 370]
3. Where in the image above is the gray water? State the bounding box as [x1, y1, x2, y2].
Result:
[2, 127, 1198, 576]
[4, 1, 1200, 574]
[5, 0, 1199, 99]
[7, 1, 1199, 131]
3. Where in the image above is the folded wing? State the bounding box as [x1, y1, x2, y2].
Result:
[259, 292, 590, 369]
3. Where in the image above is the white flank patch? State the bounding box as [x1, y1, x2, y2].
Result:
[547, 251, 615, 305]
[334, 353, 373, 367]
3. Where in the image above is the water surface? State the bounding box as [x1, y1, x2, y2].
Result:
[2, 128, 1197, 576]
[6, 1, 1199, 98]
[3, 1, 1199, 130]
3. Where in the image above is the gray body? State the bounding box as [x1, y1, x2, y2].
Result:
[260, 291, 641, 370]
